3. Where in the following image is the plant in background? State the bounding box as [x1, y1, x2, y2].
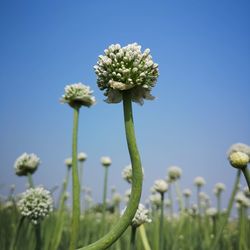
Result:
[167, 166, 183, 213]
[194, 176, 206, 215]
[78, 152, 87, 188]
[213, 182, 226, 214]
[78, 42, 159, 250]
[153, 179, 168, 250]
[14, 153, 40, 188]
[183, 188, 192, 210]
[61, 82, 95, 250]
[16, 187, 53, 250]
[100, 156, 112, 232]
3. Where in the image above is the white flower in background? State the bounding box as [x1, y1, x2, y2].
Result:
[213, 182, 226, 195]
[122, 164, 144, 183]
[243, 186, 250, 198]
[206, 207, 217, 217]
[153, 179, 168, 194]
[100, 156, 112, 167]
[112, 192, 122, 205]
[18, 187, 53, 224]
[124, 188, 131, 203]
[149, 193, 162, 207]
[235, 191, 250, 207]
[194, 176, 206, 187]
[64, 157, 72, 168]
[122, 164, 133, 183]
[78, 152, 87, 162]
[60, 83, 96, 108]
[94, 43, 159, 105]
[183, 188, 192, 197]
[14, 153, 40, 176]
[228, 152, 249, 169]
[167, 166, 182, 181]
[122, 204, 151, 227]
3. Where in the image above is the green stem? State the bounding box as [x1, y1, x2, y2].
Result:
[168, 183, 173, 218]
[159, 193, 164, 250]
[101, 166, 109, 233]
[35, 224, 42, 250]
[211, 170, 241, 250]
[11, 216, 25, 250]
[69, 107, 80, 250]
[139, 225, 151, 250]
[77, 90, 143, 250]
[174, 181, 184, 212]
[130, 226, 137, 250]
[241, 167, 250, 191]
[27, 173, 34, 188]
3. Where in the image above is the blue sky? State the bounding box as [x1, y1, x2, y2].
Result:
[1, 0, 250, 210]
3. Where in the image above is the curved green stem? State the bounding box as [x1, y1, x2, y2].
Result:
[69, 107, 80, 250]
[241, 167, 250, 191]
[211, 170, 241, 250]
[77, 90, 143, 250]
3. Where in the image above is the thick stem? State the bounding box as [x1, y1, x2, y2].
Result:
[27, 173, 34, 188]
[138, 225, 151, 250]
[77, 90, 143, 250]
[69, 108, 80, 250]
[101, 166, 109, 233]
[130, 226, 137, 250]
[159, 193, 164, 250]
[241, 167, 250, 191]
[11, 216, 25, 250]
[211, 170, 241, 250]
[35, 224, 42, 250]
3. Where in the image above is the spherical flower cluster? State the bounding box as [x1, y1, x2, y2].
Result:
[94, 43, 159, 104]
[121, 164, 144, 184]
[183, 188, 192, 197]
[153, 179, 168, 194]
[235, 192, 250, 208]
[131, 204, 152, 227]
[112, 192, 122, 205]
[206, 207, 217, 217]
[149, 193, 162, 207]
[100, 156, 112, 167]
[14, 153, 40, 176]
[167, 166, 182, 181]
[228, 152, 249, 169]
[78, 152, 87, 162]
[194, 176, 206, 187]
[64, 157, 72, 168]
[213, 182, 226, 195]
[17, 187, 53, 224]
[60, 83, 96, 108]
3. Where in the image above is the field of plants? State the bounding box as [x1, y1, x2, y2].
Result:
[1, 42, 250, 250]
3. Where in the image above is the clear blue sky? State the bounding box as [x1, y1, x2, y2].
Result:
[1, 0, 250, 210]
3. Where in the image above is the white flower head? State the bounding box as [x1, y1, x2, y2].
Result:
[183, 188, 192, 197]
[206, 207, 217, 217]
[14, 153, 40, 176]
[112, 192, 122, 205]
[228, 152, 249, 169]
[94, 43, 159, 105]
[243, 186, 250, 198]
[194, 176, 206, 187]
[213, 182, 226, 195]
[17, 187, 53, 224]
[78, 152, 87, 162]
[153, 179, 168, 194]
[149, 193, 162, 207]
[121, 164, 144, 183]
[167, 166, 182, 181]
[100, 156, 112, 167]
[64, 157, 72, 168]
[60, 83, 96, 108]
[122, 203, 151, 227]
[235, 191, 250, 207]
